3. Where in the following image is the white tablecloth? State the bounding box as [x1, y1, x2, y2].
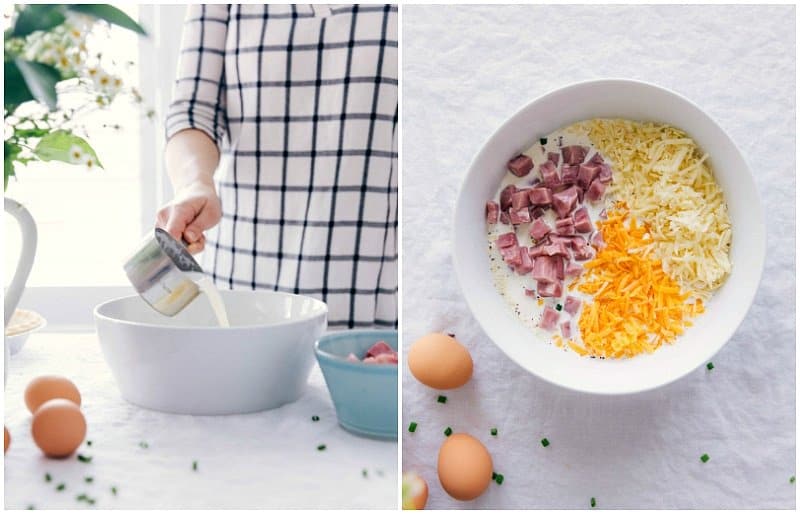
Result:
[401, 4, 795, 509]
[4, 333, 397, 509]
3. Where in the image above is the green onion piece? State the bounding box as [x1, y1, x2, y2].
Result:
[192, 460, 198, 471]
[492, 471, 497, 480]
[591, 497, 597, 508]
[437, 395, 447, 404]
[555, 304, 562, 311]
[541, 438, 550, 447]
[139, 441, 148, 449]
[45, 473, 52, 482]
[311, 415, 320, 422]
[26, 506, 34, 510]
[111, 486, 118, 496]
[790, 476, 795, 484]
[706, 362, 714, 370]
[376, 469, 385, 477]
[362, 469, 368, 478]
[490, 428, 498, 436]
[700, 453, 710, 463]
[77, 454, 92, 463]
[56, 483, 66, 491]
[317, 444, 326, 451]
[84, 476, 93, 483]
[444, 427, 453, 437]
[408, 422, 418, 433]
[76, 494, 87, 502]
[540, 137, 547, 145]
[86, 440, 92, 446]
[495, 473, 504, 485]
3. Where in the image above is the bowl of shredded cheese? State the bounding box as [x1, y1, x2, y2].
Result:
[454, 79, 765, 394]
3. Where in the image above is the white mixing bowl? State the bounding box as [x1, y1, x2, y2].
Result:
[95, 290, 327, 414]
[454, 79, 765, 394]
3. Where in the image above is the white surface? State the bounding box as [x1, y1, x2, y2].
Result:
[4, 333, 397, 509]
[402, 4, 795, 509]
[454, 79, 765, 394]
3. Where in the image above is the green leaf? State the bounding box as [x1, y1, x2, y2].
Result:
[15, 59, 61, 111]
[12, 5, 67, 38]
[5, 141, 23, 190]
[67, 5, 147, 35]
[33, 130, 103, 169]
[4, 60, 35, 112]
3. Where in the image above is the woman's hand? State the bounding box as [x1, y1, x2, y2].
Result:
[156, 181, 222, 254]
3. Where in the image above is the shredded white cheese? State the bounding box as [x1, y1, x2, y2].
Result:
[573, 119, 732, 300]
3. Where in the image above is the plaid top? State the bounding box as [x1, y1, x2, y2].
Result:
[166, 4, 398, 329]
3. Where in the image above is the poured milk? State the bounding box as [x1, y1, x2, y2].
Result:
[197, 276, 230, 327]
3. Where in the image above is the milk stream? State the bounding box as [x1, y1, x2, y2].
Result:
[197, 276, 230, 327]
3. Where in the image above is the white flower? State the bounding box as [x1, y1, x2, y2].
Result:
[68, 145, 84, 164]
[81, 153, 96, 170]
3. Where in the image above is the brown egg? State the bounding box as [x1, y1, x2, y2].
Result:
[25, 375, 82, 414]
[4, 426, 9, 454]
[31, 399, 86, 458]
[402, 472, 429, 510]
[408, 333, 473, 389]
[437, 433, 493, 501]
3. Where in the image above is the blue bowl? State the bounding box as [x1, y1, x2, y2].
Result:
[315, 330, 398, 440]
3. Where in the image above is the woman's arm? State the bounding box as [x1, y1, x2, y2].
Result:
[157, 5, 229, 254]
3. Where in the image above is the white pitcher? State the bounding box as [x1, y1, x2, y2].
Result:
[4, 197, 37, 383]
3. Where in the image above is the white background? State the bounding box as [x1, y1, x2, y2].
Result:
[401, 4, 795, 509]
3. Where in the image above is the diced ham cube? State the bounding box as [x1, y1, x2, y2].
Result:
[561, 165, 579, 185]
[496, 232, 518, 248]
[570, 235, 587, 251]
[486, 201, 500, 224]
[499, 184, 517, 211]
[508, 155, 534, 177]
[510, 208, 531, 225]
[573, 207, 593, 233]
[524, 288, 536, 297]
[502, 245, 523, 267]
[542, 242, 570, 257]
[547, 152, 560, 166]
[499, 210, 511, 225]
[561, 145, 588, 165]
[573, 245, 596, 261]
[555, 217, 576, 236]
[551, 186, 579, 218]
[511, 190, 531, 211]
[578, 164, 600, 189]
[528, 244, 546, 259]
[530, 206, 546, 219]
[537, 280, 563, 298]
[365, 341, 395, 358]
[529, 218, 551, 241]
[598, 163, 613, 183]
[586, 179, 607, 202]
[599, 208, 608, 219]
[565, 262, 584, 277]
[528, 187, 552, 206]
[539, 160, 560, 188]
[364, 352, 399, 364]
[564, 296, 582, 316]
[539, 305, 560, 330]
[532, 255, 563, 284]
[588, 152, 604, 165]
[517, 248, 534, 274]
[591, 231, 605, 248]
[560, 321, 572, 339]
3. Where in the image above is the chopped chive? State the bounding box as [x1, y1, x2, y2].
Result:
[311, 415, 320, 422]
[700, 453, 710, 463]
[490, 428, 498, 436]
[362, 469, 368, 478]
[541, 438, 550, 447]
[317, 444, 326, 451]
[86, 440, 92, 446]
[45, 473, 52, 482]
[495, 473, 504, 485]
[706, 362, 714, 370]
[84, 476, 93, 483]
[540, 137, 547, 145]
[56, 483, 66, 491]
[492, 471, 497, 480]
[408, 422, 418, 433]
[138, 441, 148, 449]
[591, 497, 597, 508]
[444, 427, 453, 437]
[77, 454, 92, 463]
[555, 304, 562, 311]
[111, 486, 118, 496]
[376, 469, 385, 477]
[76, 494, 87, 502]
[790, 476, 795, 484]
[192, 460, 198, 471]
[437, 395, 447, 404]
[26, 506, 34, 510]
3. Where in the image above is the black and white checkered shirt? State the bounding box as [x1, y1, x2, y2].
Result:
[166, 4, 398, 329]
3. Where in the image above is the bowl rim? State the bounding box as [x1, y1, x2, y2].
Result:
[94, 290, 328, 330]
[315, 329, 399, 373]
[453, 77, 766, 395]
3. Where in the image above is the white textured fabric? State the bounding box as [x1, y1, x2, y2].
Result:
[401, 4, 795, 509]
[4, 333, 397, 509]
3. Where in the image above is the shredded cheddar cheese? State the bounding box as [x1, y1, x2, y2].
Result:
[572, 208, 704, 359]
[575, 119, 732, 300]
